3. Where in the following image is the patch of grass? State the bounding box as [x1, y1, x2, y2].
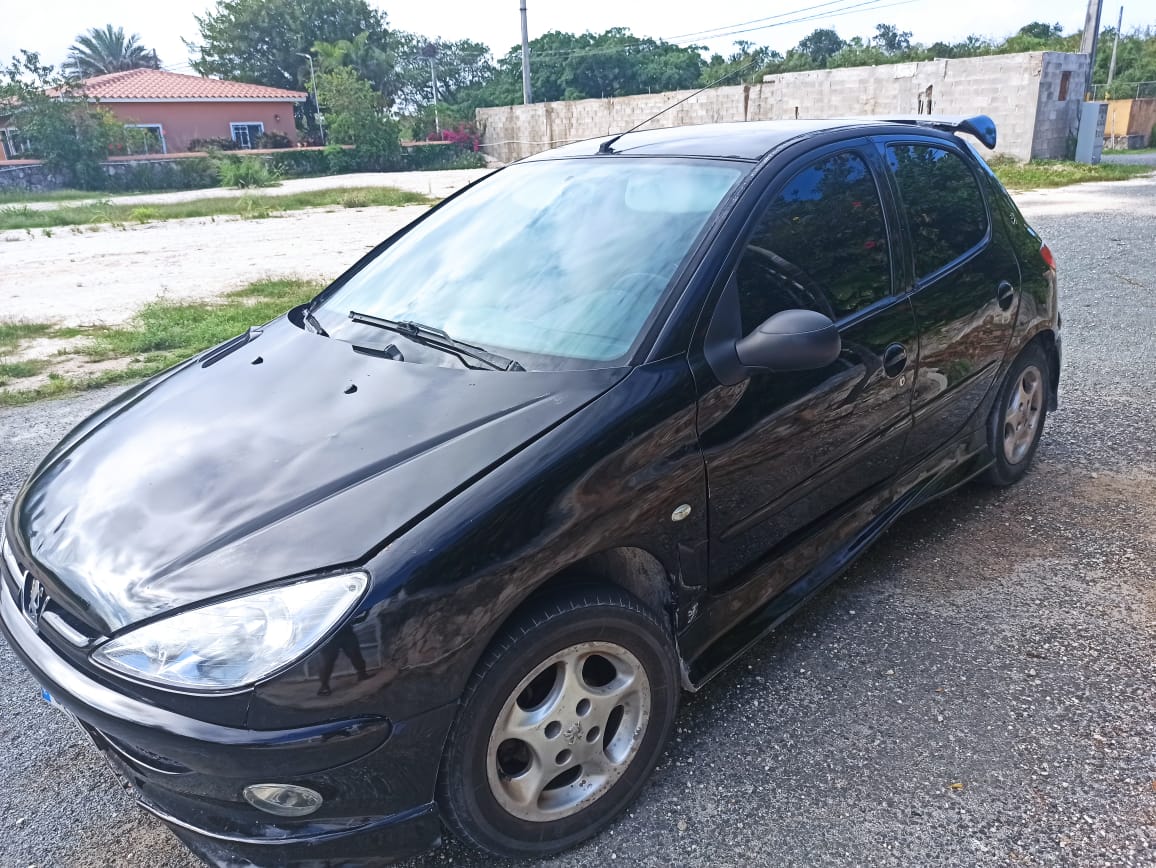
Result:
[1103, 146, 1156, 154]
[0, 187, 432, 231]
[0, 359, 48, 389]
[0, 368, 137, 407]
[990, 156, 1153, 190]
[0, 359, 47, 379]
[0, 189, 132, 205]
[0, 278, 326, 406]
[0, 321, 57, 354]
[82, 278, 324, 368]
[340, 190, 372, 208]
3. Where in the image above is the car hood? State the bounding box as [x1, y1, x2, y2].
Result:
[12, 318, 625, 633]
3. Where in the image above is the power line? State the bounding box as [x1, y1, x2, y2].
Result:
[664, 0, 876, 42]
[520, 0, 917, 60]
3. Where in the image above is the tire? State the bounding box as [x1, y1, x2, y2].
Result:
[436, 585, 679, 859]
[983, 342, 1049, 487]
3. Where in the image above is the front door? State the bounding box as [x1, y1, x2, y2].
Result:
[877, 139, 1020, 462]
[693, 144, 917, 620]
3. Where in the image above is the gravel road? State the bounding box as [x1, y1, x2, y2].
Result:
[0, 177, 1153, 867]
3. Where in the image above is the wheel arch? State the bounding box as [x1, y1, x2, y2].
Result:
[508, 545, 677, 634]
[1023, 327, 1060, 411]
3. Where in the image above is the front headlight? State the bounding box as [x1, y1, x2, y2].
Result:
[92, 573, 367, 691]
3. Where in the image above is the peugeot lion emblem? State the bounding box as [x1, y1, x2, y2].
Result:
[23, 577, 46, 626]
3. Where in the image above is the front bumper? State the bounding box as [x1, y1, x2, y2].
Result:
[0, 573, 455, 866]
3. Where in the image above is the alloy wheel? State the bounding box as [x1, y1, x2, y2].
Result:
[1002, 364, 1044, 465]
[485, 640, 652, 822]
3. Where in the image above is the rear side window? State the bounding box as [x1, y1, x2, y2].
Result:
[886, 144, 988, 280]
[735, 150, 892, 331]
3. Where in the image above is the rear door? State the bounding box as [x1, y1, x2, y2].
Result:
[694, 141, 917, 604]
[876, 138, 1020, 462]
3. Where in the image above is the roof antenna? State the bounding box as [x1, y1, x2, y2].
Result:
[598, 57, 763, 154]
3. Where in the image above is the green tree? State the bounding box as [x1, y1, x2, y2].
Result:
[313, 31, 398, 103]
[794, 28, 847, 67]
[391, 34, 494, 115]
[318, 67, 400, 168]
[189, 0, 389, 91]
[1017, 22, 1063, 40]
[872, 24, 912, 54]
[2, 51, 123, 188]
[471, 29, 704, 106]
[700, 42, 783, 86]
[66, 25, 160, 77]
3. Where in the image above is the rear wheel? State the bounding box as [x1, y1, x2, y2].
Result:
[437, 586, 678, 858]
[984, 343, 1049, 487]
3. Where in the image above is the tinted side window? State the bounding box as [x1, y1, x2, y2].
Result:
[735, 151, 891, 333]
[886, 144, 988, 279]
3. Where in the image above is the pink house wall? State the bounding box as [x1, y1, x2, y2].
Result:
[103, 101, 300, 151]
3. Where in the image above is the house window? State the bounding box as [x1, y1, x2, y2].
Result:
[230, 122, 265, 149]
[123, 124, 167, 155]
[1, 128, 31, 159]
[1058, 71, 1071, 101]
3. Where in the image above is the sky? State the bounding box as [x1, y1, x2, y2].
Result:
[0, 0, 1121, 74]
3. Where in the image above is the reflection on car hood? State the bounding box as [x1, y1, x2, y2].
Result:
[13, 318, 624, 633]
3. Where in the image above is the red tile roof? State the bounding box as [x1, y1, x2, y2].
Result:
[80, 69, 307, 102]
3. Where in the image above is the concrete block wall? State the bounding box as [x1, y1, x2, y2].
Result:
[478, 51, 1088, 163]
[1031, 53, 1090, 159]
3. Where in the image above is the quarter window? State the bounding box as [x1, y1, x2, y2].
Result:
[886, 144, 988, 280]
[735, 150, 892, 332]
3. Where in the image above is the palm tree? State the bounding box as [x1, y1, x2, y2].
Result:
[66, 25, 161, 78]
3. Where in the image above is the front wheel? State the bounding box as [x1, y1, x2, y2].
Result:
[984, 342, 1049, 487]
[436, 586, 679, 858]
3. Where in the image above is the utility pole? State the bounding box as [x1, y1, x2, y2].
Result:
[520, 0, 533, 104]
[1079, 0, 1104, 97]
[429, 56, 440, 135]
[297, 52, 325, 145]
[1106, 6, 1123, 90]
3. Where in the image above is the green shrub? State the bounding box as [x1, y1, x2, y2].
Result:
[396, 143, 487, 172]
[101, 157, 219, 193]
[188, 137, 239, 152]
[326, 144, 367, 175]
[129, 207, 161, 223]
[255, 131, 292, 149]
[268, 148, 332, 178]
[216, 155, 280, 188]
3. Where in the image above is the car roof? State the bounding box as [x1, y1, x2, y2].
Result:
[523, 116, 996, 162]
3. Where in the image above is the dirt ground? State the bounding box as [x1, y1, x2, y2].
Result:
[0, 171, 1153, 868]
[0, 169, 491, 329]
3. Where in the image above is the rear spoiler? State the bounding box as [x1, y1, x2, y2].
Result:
[871, 115, 997, 149]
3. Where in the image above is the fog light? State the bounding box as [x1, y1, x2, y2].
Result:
[242, 783, 323, 817]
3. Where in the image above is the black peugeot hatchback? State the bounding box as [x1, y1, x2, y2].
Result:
[1, 116, 1058, 866]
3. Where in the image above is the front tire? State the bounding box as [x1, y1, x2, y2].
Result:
[984, 342, 1049, 487]
[436, 586, 679, 858]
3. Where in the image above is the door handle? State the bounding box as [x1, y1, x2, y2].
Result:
[996, 280, 1015, 311]
[882, 343, 908, 378]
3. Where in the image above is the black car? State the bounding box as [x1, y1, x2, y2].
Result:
[1, 116, 1058, 866]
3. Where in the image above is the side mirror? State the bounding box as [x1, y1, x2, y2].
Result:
[735, 309, 841, 372]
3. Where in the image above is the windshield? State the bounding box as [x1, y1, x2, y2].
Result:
[312, 158, 745, 367]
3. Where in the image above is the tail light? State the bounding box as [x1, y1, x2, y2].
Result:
[1040, 243, 1056, 271]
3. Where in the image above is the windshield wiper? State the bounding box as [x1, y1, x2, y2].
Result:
[348, 311, 524, 372]
[304, 309, 329, 337]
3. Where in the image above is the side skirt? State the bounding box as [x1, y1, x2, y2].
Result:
[682, 440, 993, 691]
